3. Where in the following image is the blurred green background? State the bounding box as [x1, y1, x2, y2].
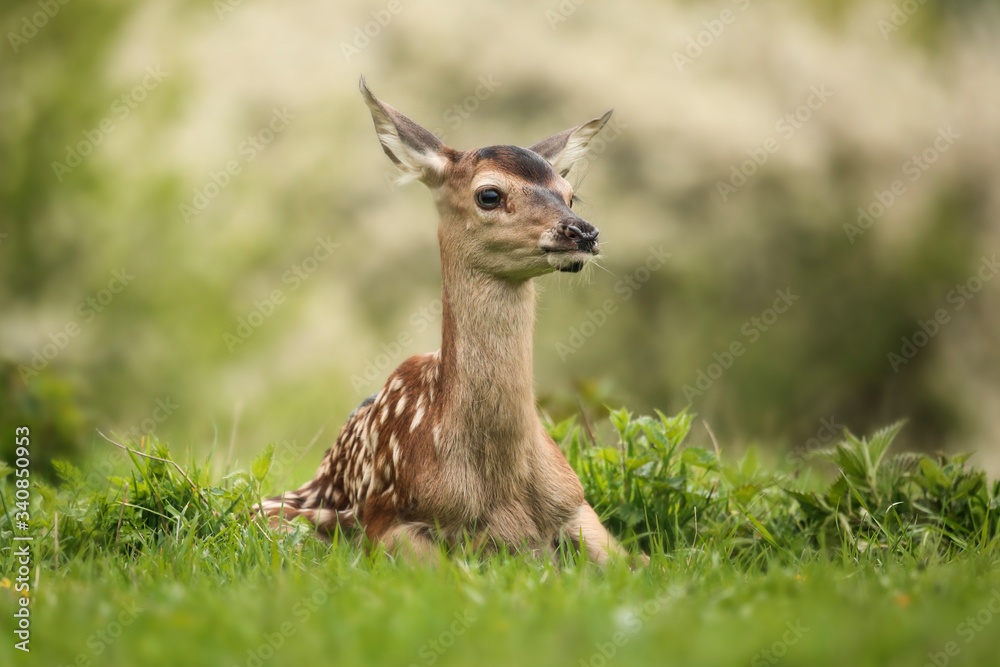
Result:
[1, 0, 999, 475]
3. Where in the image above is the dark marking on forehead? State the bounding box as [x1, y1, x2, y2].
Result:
[526, 184, 570, 209]
[474, 145, 556, 184]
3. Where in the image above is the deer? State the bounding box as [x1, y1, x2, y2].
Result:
[256, 77, 645, 567]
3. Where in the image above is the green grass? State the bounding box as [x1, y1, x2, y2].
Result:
[2, 409, 999, 667]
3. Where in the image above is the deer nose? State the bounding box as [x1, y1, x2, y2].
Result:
[559, 220, 600, 253]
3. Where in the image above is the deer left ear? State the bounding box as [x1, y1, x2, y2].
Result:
[360, 76, 453, 186]
[528, 110, 613, 177]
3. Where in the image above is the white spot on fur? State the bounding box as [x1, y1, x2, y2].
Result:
[389, 433, 400, 465]
[395, 394, 407, 417]
[411, 405, 424, 432]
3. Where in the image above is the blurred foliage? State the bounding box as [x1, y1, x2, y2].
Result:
[555, 409, 999, 559]
[0, 361, 89, 480]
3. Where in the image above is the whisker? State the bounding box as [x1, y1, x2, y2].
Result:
[589, 256, 617, 278]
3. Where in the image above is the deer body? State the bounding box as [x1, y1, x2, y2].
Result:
[257, 79, 636, 565]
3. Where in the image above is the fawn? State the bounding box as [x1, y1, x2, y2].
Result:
[257, 77, 642, 566]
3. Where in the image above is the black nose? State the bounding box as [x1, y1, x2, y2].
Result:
[559, 219, 599, 253]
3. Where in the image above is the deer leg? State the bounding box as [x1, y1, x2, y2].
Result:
[254, 493, 356, 538]
[563, 502, 648, 568]
[376, 522, 441, 563]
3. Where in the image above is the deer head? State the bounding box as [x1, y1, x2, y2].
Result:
[360, 77, 611, 280]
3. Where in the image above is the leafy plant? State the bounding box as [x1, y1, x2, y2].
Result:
[557, 410, 999, 562]
[1, 408, 997, 576]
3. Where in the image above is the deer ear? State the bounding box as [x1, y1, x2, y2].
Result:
[360, 76, 452, 185]
[528, 110, 613, 177]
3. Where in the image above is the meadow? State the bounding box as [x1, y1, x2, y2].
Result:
[2, 408, 998, 666]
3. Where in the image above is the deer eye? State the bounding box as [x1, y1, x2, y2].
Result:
[475, 187, 503, 210]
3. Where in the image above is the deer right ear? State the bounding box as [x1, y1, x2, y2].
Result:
[529, 110, 613, 178]
[360, 76, 452, 186]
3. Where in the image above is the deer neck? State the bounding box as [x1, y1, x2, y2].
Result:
[437, 250, 538, 453]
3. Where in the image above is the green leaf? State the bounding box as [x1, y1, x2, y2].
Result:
[868, 421, 905, 472]
[52, 460, 84, 486]
[625, 455, 653, 472]
[919, 458, 950, 489]
[639, 419, 671, 453]
[835, 436, 869, 482]
[786, 489, 831, 516]
[735, 503, 780, 550]
[827, 476, 850, 504]
[546, 416, 577, 443]
[614, 502, 645, 527]
[656, 408, 694, 448]
[651, 476, 687, 492]
[954, 473, 984, 500]
[681, 447, 716, 469]
[632, 461, 658, 480]
[252, 444, 275, 482]
[608, 407, 632, 439]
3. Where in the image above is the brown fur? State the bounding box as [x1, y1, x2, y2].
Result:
[256, 79, 644, 567]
